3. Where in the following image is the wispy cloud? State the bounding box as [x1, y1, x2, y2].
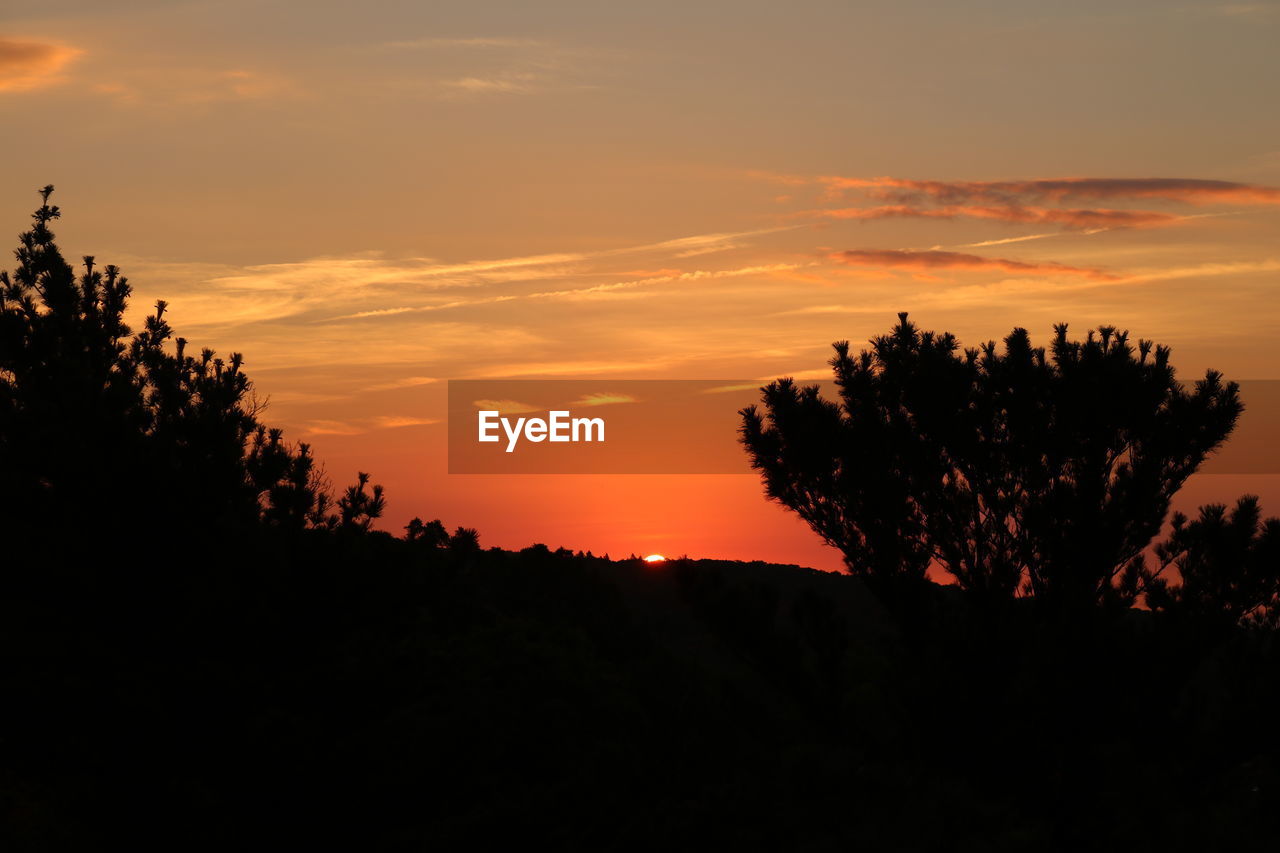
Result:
[382, 37, 547, 50]
[87, 66, 302, 105]
[959, 232, 1073, 248]
[373, 415, 440, 428]
[818, 176, 1280, 206]
[571, 392, 638, 407]
[472, 399, 541, 413]
[302, 419, 365, 436]
[301, 415, 439, 435]
[1115, 258, 1280, 285]
[475, 356, 689, 378]
[806, 204, 1182, 230]
[830, 249, 1114, 280]
[524, 263, 806, 301]
[369, 33, 604, 99]
[334, 261, 806, 320]
[0, 39, 82, 92]
[702, 383, 761, 394]
[442, 71, 542, 95]
[361, 376, 439, 393]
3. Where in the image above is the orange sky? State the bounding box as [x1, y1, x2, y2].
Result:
[3, 1, 1279, 568]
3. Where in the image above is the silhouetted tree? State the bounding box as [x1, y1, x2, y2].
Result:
[448, 526, 480, 553]
[1144, 496, 1280, 629]
[0, 186, 378, 535]
[339, 471, 386, 532]
[405, 516, 449, 546]
[741, 313, 1242, 608]
[424, 518, 448, 546]
[248, 426, 334, 529]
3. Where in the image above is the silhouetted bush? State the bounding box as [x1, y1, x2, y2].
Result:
[0, 187, 378, 538]
[448, 525, 481, 553]
[741, 312, 1248, 613]
[1146, 496, 1280, 630]
[405, 516, 449, 546]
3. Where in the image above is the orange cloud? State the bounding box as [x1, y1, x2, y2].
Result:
[810, 203, 1181, 230]
[0, 39, 81, 92]
[820, 176, 1280, 206]
[830, 249, 1114, 280]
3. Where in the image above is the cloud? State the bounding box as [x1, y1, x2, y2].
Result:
[339, 261, 805, 319]
[370, 35, 601, 99]
[472, 399, 541, 413]
[830, 249, 1114, 280]
[0, 39, 82, 92]
[361, 376, 439, 392]
[318, 232, 801, 320]
[639, 227, 797, 255]
[1115, 258, 1280, 285]
[776, 368, 836, 381]
[701, 383, 761, 394]
[960, 232, 1071, 248]
[819, 176, 1280, 206]
[171, 252, 582, 327]
[302, 419, 365, 436]
[442, 71, 541, 95]
[88, 66, 302, 105]
[808, 203, 1182, 231]
[373, 415, 440, 428]
[300, 415, 439, 435]
[475, 356, 688, 378]
[525, 263, 806, 301]
[231, 229, 794, 323]
[383, 37, 546, 50]
[774, 173, 1274, 240]
[571, 392, 638, 407]
[211, 69, 296, 100]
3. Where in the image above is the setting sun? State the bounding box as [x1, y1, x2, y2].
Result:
[643, 554, 666, 563]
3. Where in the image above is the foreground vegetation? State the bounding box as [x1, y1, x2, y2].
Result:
[5, 537, 1278, 849]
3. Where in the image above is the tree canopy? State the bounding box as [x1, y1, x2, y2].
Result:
[0, 186, 377, 537]
[741, 313, 1265, 616]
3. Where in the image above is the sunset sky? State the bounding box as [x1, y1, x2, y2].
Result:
[3, 0, 1279, 568]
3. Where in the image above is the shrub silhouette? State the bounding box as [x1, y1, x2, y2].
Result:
[405, 516, 450, 546]
[1145, 496, 1280, 629]
[741, 313, 1243, 609]
[338, 471, 386, 531]
[0, 186, 377, 534]
[448, 525, 481, 552]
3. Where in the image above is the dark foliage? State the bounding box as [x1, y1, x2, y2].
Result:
[741, 312, 1249, 613]
[6, 538, 1279, 850]
[1146, 496, 1280, 630]
[0, 187, 376, 534]
[405, 516, 449, 546]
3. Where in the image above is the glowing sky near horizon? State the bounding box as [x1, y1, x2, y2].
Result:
[2, 0, 1278, 568]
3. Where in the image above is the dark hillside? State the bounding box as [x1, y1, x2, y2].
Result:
[4, 533, 1276, 850]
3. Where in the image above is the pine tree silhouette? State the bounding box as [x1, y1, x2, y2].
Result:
[1144, 496, 1280, 629]
[0, 186, 380, 537]
[338, 471, 386, 532]
[741, 313, 1244, 610]
[405, 517, 449, 546]
[448, 526, 480, 552]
